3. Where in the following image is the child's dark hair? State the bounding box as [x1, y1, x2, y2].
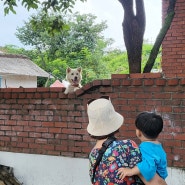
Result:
[135, 112, 163, 139]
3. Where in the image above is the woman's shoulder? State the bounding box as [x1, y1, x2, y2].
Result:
[90, 139, 139, 155]
[115, 139, 138, 145]
[114, 139, 139, 149]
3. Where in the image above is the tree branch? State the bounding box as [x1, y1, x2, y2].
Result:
[143, 0, 176, 73]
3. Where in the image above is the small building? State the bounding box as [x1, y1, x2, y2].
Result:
[0, 53, 51, 88]
[50, 80, 65, 88]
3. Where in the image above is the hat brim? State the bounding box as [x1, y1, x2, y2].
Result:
[87, 112, 124, 136]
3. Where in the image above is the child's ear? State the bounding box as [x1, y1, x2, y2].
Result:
[136, 129, 142, 138]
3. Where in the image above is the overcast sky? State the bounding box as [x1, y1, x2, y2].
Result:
[0, 0, 162, 50]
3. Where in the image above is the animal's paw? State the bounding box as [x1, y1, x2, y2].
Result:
[74, 87, 81, 92]
[64, 89, 68, 94]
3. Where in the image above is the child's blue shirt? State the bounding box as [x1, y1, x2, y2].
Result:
[137, 142, 168, 181]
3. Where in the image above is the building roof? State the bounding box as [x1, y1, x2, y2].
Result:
[0, 53, 50, 77]
[50, 80, 65, 87]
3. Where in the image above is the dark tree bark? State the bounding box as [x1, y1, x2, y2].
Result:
[143, 0, 176, 73]
[118, 0, 146, 73]
[0, 165, 22, 185]
[118, 0, 176, 74]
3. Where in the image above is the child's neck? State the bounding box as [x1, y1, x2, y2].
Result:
[142, 139, 159, 143]
[140, 136, 159, 143]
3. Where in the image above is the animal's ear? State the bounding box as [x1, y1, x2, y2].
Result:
[66, 67, 71, 73]
[77, 67, 82, 73]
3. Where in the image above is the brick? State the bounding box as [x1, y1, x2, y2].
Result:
[121, 79, 132, 86]
[131, 79, 142, 86]
[167, 79, 179, 86]
[42, 145, 55, 151]
[111, 74, 129, 79]
[130, 73, 161, 79]
[143, 79, 154, 86]
[29, 132, 42, 138]
[49, 128, 62, 134]
[99, 86, 112, 93]
[0, 126, 12, 131]
[93, 80, 102, 86]
[11, 93, 19, 99]
[42, 93, 50, 99]
[5, 120, 17, 125]
[3, 92, 12, 99]
[180, 78, 185, 85]
[62, 128, 75, 134]
[50, 92, 59, 98]
[0, 136, 10, 142]
[17, 132, 29, 137]
[111, 79, 120, 86]
[24, 88, 37, 92]
[102, 79, 111, 86]
[25, 93, 34, 99]
[17, 142, 29, 148]
[12, 126, 23, 132]
[37, 87, 49, 92]
[29, 143, 42, 149]
[155, 79, 166, 86]
[35, 138, 47, 144]
[19, 93, 27, 99]
[55, 122, 67, 128]
[34, 93, 42, 98]
[35, 116, 48, 121]
[42, 133, 54, 139]
[36, 127, 48, 133]
[81, 82, 93, 91]
[174, 134, 185, 140]
[49, 87, 63, 92]
[42, 122, 54, 127]
[68, 135, 82, 140]
[163, 140, 182, 147]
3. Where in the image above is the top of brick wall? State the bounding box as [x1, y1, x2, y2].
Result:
[1, 73, 185, 97]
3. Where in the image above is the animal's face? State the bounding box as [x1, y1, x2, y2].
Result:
[66, 67, 82, 85]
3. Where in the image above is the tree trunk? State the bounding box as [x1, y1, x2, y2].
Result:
[143, 0, 176, 73]
[118, 0, 146, 73]
[0, 165, 22, 185]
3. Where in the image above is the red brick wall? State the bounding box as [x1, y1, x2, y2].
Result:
[162, 0, 185, 78]
[0, 73, 185, 168]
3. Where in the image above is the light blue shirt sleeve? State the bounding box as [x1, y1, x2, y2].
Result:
[137, 154, 156, 181]
[136, 142, 168, 181]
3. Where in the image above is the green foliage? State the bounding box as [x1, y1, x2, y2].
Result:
[15, 12, 113, 86]
[3, 0, 87, 35]
[3, 10, 162, 87]
[2, 0, 164, 74]
[101, 42, 161, 76]
[102, 49, 129, 75]
[41, 0, 87, 13]
[30, 11, 69, 36]
[142, 42, 161, 72]
[2, 42, 162, 87]
[3, 0, 86, 15]
[1, 45, 41, 64]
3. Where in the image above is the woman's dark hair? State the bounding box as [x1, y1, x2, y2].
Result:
[90, 129, 119, 140]
[135, 112, 163, 139]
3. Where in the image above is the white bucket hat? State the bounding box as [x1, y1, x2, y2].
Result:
[87, 97, 124, 136]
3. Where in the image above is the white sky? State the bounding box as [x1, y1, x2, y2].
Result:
[0, 0, 162, 50]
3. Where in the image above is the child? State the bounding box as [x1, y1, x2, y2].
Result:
[117, 111, 168, 182]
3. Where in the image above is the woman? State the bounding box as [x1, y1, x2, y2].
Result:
[86, 96, 167, 185]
